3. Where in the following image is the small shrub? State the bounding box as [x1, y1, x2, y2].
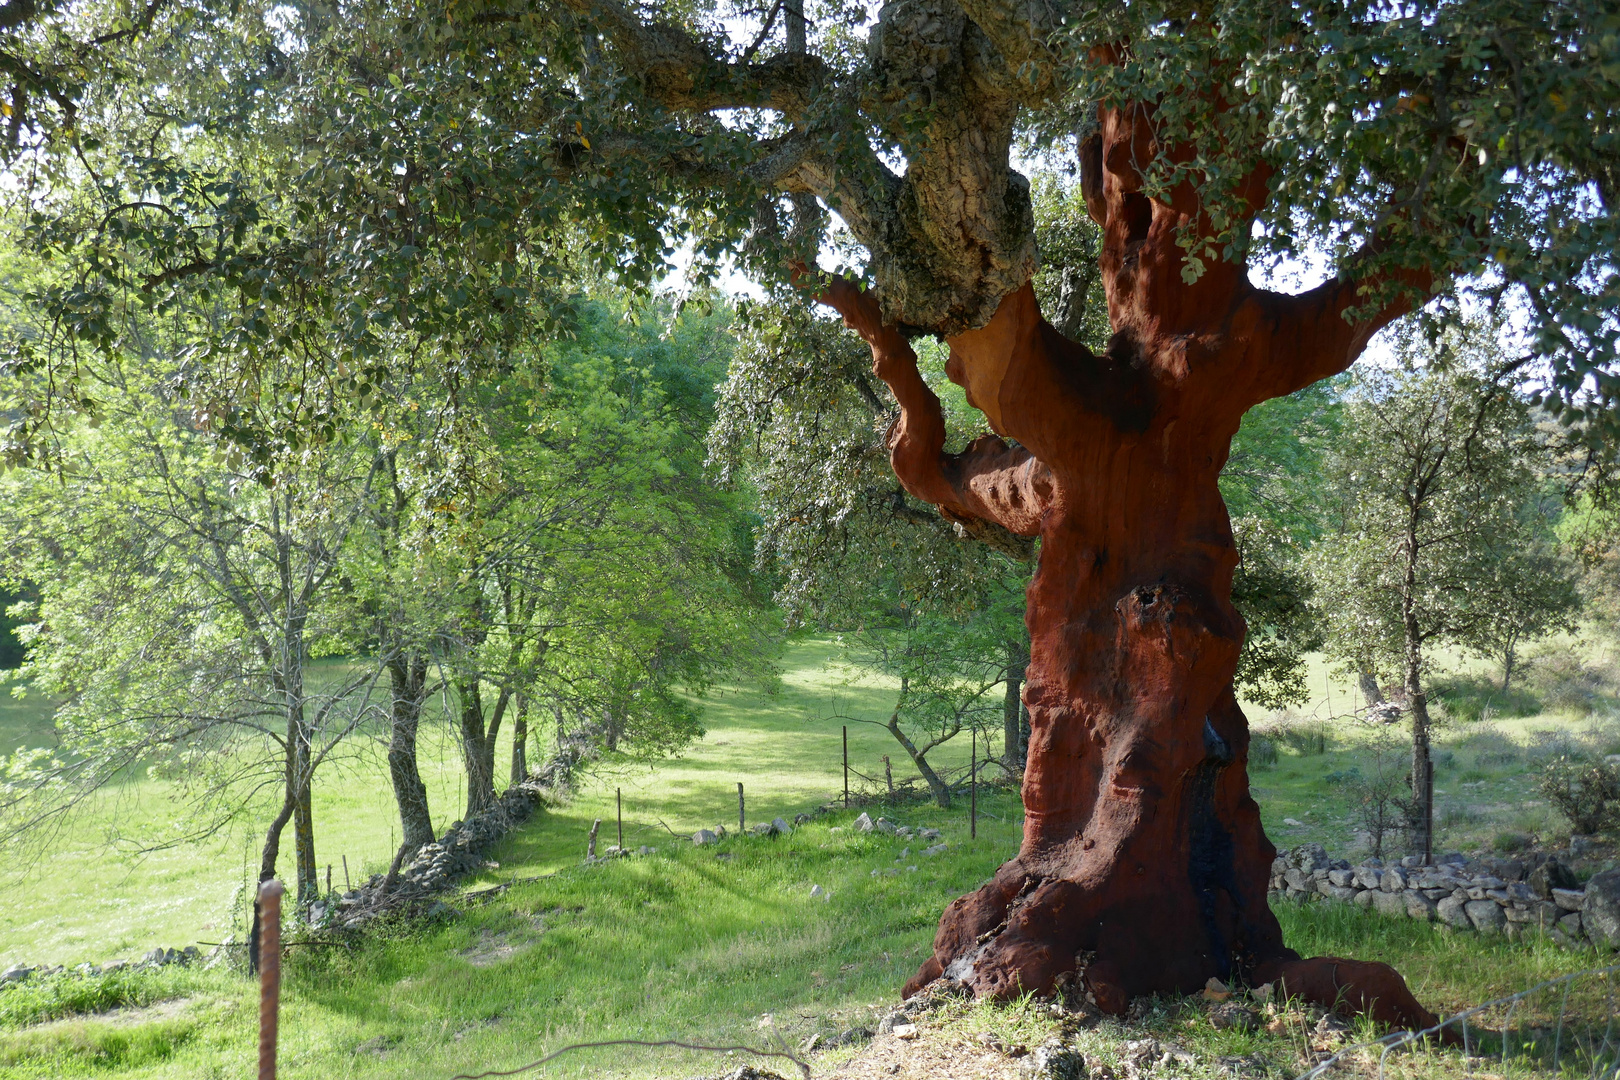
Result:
[1277, 721, 1330, 756]
[1538, 755, 1620, 834]
[1250, 736, 1278, 768]
[1346, 737, 1409, 859]
[1527, 645, 1615, 717]
[1461, 727, 1522, 768]
[1324, 766, 1362, 785]
[1439, 801, 1484, 828]
[1431, 674, 1542, 722]
[1433, 749, 1457, 771]
[1492, 831, 1531, 853]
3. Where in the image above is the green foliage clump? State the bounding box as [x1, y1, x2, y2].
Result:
[1431, 675, 1543, 723]
[1539, 756, 1620, 835]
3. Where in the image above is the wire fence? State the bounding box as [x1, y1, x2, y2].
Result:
[1299, 964, 1620, 1079]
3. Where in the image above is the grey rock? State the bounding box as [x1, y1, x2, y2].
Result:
[141, 948, 167, 966]
[1473, 876, 1507, 891]
[1328, 869, 1354, 887]
[1381, 867, 1408, 892]
[853, 813, 875, 833]
[1021, 1037, 1086, 1080]
[0, 965, 31, 984]
[101, 960, 126, 972]
[920, 828, 941, 841]
[1530, 858, 1579, 899]
[1371, 891, 1407, 917]
[794, 813, 813, 825]
[692, 829, 719, 845]
[1287, 843, 1330, 874]
[1319, 883, 1358, 903]
[1560, 912, 1585, 939]
[1466, 900, 1507, 935]
[875, 817, 898, 835]
[922, 843, 948, 857]
[1531, 901, 1562, 928]
[809, 884, 827, 900]
[1284, 869, 1312, 892]
[1422, 888, 1452, 900]
[1311, 868, 1331, 882]
[1584, 869, 1620, 948]
[1405, 891, 1438, 921]
[1209, 1002, 1260, 1031]
[1437, 894, 1471, 930]
[1353, 888, 1376, 909]
[1355, 866, 1383, 890]
[1401, 855, 1423, 868]
[770, 817, 791, 836]
[1272, 857, 1288, 878]
[1553, 887, 1586, 911]
[1439, 851, 1466, 865]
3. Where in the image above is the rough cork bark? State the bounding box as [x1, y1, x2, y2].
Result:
[815, 98, 1439, 1029]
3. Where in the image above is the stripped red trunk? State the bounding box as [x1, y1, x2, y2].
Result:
[814, 101, 1441, 1030]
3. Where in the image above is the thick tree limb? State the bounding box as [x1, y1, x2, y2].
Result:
[558, 0, 826, 118]
[813, 273, 1050, 536]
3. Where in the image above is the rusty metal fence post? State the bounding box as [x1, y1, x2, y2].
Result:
[257, 879, 286, 1080]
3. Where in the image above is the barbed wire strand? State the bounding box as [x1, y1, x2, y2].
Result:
[449, 1037, 812, 1080]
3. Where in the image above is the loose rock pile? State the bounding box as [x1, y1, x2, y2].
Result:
[1269, 842, 1618, 948]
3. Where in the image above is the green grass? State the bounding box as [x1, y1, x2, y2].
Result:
[3, 637, 1620, 1077]
[0, 639, 974, 969]
[0, 803, 1610, 1079]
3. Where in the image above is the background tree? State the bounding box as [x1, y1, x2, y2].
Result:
[1311, 317, 1580, 861]
[6, 0, 1619, 1025]
[0, 348, 381, 906]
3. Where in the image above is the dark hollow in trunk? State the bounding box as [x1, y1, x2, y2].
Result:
[812, 100, 1441, 1031]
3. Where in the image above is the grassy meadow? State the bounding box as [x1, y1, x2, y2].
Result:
[3, 636, 1620, 1077]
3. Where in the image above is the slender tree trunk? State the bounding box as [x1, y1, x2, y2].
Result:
[387, 651, 436, 854]
[1501, 631, 1518, 694]
[885, 708, 954, 808]
[457, 678, 497, 816]
[1400, 520, 1434, 863]
[1002, 637, 1028, 776]
[1358, 668, 1385, 707]
[511, 692, 530, 784]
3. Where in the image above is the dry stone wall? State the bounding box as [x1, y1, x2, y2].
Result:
[1269, 843, 1620, 949]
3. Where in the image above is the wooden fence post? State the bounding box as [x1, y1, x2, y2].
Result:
[342, 855, 350, 891]
[617, 788, 623, 851]
[737, 782, 745, 834]
[587, 819, 601, 859]
[970, 729, 977, 840]
[842, 726, 849, 808]
[257, 879, 285, 1080]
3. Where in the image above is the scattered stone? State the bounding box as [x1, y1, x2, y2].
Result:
[827, 1027, 872, 1048]
[1327, 868, 1354, 888]
[770, 817, 791, 835]
[892, 1023, 918, 1040]
[693, 829, 719, 846]
[1559, 912, 1584, 939]
[1, 965, 31, 984]
[1209, 1002, 1259, 1031]
[875, 817, 898, 836]
[853, 813, 875, 833]
[922, 843, 948, 857]
[1283, 818, 1305, 827]
[794, 813, 812, 825]
[919, 828, 941, 841]
[1020, 1037, 1085, 1080]
[809, 884, 827, 900]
